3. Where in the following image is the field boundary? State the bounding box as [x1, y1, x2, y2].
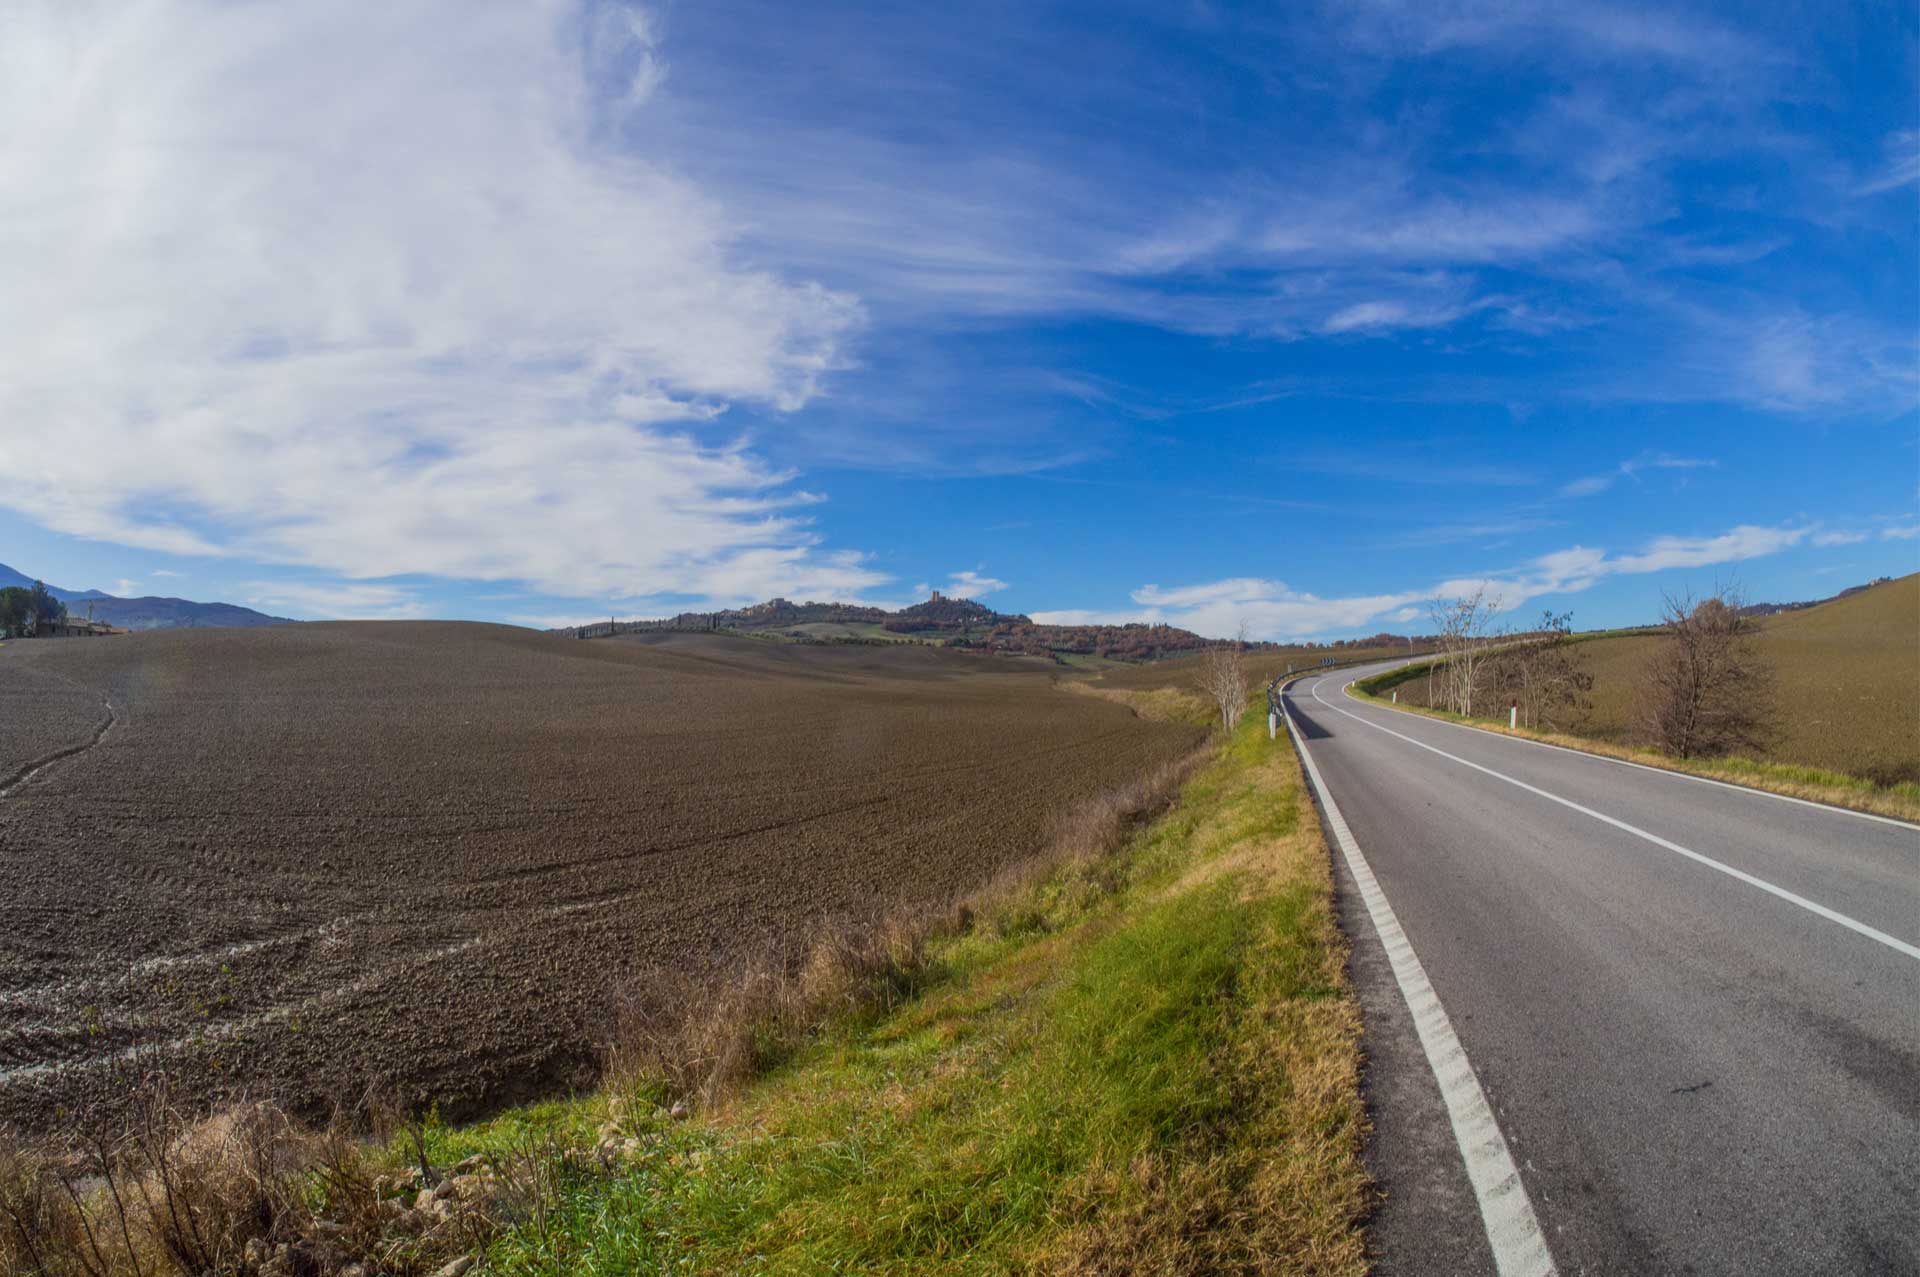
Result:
[1343, 677, 1920, 830]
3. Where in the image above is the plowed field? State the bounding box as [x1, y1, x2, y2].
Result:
[0, 624, 1201, 1132]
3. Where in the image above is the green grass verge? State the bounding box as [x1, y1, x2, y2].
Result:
[408, 712, 1370, 1274]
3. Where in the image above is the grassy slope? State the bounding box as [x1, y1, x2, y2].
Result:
[1376, 575, 1920, 787]
[419, 712, 1369, 1274]
[1354, 578, 1920, 821]
[775, 620, 937, 644]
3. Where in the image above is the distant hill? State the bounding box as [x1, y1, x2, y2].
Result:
[1736, 576, 1897, 619]
[0, 562, 292, 631]
[885, 592, 1030, 632]
[561, 592, 1419, 664]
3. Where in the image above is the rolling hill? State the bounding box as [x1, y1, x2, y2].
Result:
[1388, 574, 1920, 785]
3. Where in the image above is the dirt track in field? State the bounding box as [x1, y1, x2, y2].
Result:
[0, 624, 1200, 1133]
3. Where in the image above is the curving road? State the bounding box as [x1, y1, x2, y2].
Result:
[1284, 663, 1919, 1276]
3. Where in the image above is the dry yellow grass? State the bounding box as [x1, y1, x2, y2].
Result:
[1374, 575, 1920, 810]
[1062, 679, 1214, 725]
[1352, 690, 1920, 824]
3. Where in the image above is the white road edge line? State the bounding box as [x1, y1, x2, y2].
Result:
[1311, 679, 1920, 964]
[1342, 670, 1919, 832]
[1283, 697, 1557, 1277]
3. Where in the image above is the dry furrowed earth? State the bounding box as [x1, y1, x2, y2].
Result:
[0, 623, 1202, 1135]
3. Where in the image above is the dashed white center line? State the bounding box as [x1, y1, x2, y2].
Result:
[1310, 678, 1920, 964]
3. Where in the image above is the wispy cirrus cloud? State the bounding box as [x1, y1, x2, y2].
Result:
[1560, 453, 1717, 498]
[645, 0, 1913, 419]
[1854, 129, 1920, 197]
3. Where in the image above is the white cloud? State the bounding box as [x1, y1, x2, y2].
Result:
[113, 579, 139, 595]
[1811, 530, 1868, 547]
[1622, 453, 1716, 477]
[1883, 525, 1920, 541]
[150, 569, 184, 578]
[1561, 452, 1716, 497]
[1559, 474, 1616, 498]
[241, 581, 427, 620]
[1854, 129, 1920, 197]
[1084, 522, 1810, 640]
[1607, 524, 1806, 573]
[1322, 298, 1474, 334]
[0, 2, 865, 601]
[941, 570, 1008, 599]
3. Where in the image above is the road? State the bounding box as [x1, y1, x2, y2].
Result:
[1284, 663, 1919, 1276]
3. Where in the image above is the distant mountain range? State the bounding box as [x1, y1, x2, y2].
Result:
[0, 563, 291, 631]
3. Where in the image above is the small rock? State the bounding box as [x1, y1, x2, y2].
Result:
[669, 1100, 689, 1120]
[452, 1152, 486, 1175]
[415, 1187, 438, 1212]
[340, 1267, 368, 1277]
[432, 1257, 476, 1277]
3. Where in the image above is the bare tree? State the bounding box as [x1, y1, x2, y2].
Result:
[1634, 589, 1775, 758]
[1496, 609, 1593, 730]
[1196, 626, 1250, 733]
[1429, 590, 1502, 716]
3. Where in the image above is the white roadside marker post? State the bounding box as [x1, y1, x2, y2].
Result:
[1509, 701, 1518, 729]
[1392, 690, 1397, 703]
[1269, 710, 1278, 740]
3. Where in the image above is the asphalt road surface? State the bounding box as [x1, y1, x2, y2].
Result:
[1285, 663, 1919, 1276]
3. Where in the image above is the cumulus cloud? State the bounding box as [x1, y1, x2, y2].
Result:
[1069, 522, 1811, 640]
[940, 570, 1008, 599]
[0, 1, 865, 601]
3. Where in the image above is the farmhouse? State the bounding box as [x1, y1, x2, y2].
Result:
[35, 617, 120, 638]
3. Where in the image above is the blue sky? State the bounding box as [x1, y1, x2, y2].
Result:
[1, 0, 1915, 638]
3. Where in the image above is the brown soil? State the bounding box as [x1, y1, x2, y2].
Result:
[0, 623, 1200, 1134]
